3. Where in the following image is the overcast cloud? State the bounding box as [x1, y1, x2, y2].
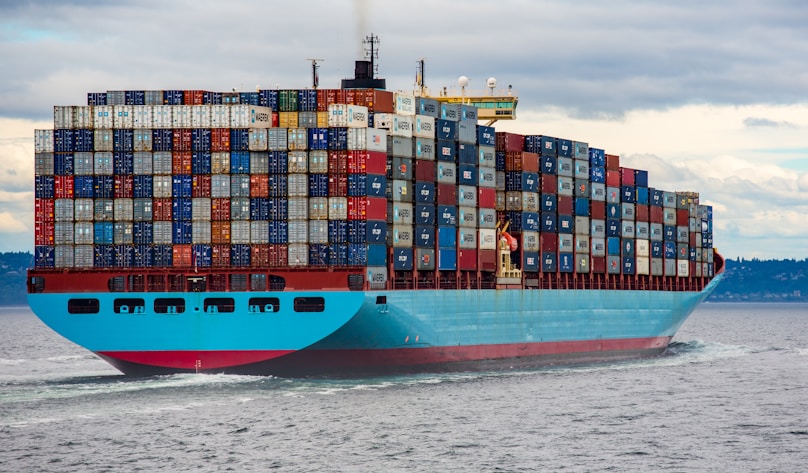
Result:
[1, 0, 807, 259]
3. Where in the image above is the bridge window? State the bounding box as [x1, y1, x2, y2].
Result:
[203, 297, 235, 313]
[114, 298, 146, 314]
[68, 298, 100, 314]
[294, 297, 325, 313]
[154, 297, 185, 314]
[249, 297, 280, 313]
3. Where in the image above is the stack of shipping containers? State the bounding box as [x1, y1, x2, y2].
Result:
[33, 87, 714, 289]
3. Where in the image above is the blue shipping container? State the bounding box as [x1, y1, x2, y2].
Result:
[367, 220, 386, 244]
[309, 243, 329, 266]
[308, 174, 329, 197]
[328, 243, 348, 266]
[113, 129, 134, 152]
[133, 244, 153, 267]
[559, 252, 574, 272]
[437, 248, 457, 271]
[172, 221, 192, 244]
[93, 245, 113, 267]
[477, 125, 495, 146]
[152, 129, 173, 151]
[113, 152, 134, 175]
[438, 226, 457, 248]
[230, 129, 250, 151]
[541, 251, 557, 272]
[367, 244, 387, 266]
[541, 214, 557, 232]
[367, 174, 386, 197]
[268, 151, 288, 174]
[94, 175, 114, 199]
[437, 205, 458, 226]
[94, 222, 114, 245]
[54, 129, 74, 152]
[347, 243, 367, 266]
[54, 153, 74, 176]
[558, 214, 574, 234]
[328, 128, 348, 150]
[152, 245, 172, 267]
[457, 164, 478, 186]
[74, 129, 94, 152]
[437, 140, 456, 161]
[307, 128, 328, 150]
[414, 226, 435, 248]
[607, 237, 621, 256]
[172, 198, 192, 221]
[415, 204, 436, 226]
[192, 128, 211, 151]
[74, 176, 94, 198]
[172, 175, 193, 198]
[523, 251, 539, 272]
[268, 220, 288, 244]
[133, 222, 153, 244]
[328, 220, 347, 243]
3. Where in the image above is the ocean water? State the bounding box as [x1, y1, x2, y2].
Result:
[1, 303, 806, 472]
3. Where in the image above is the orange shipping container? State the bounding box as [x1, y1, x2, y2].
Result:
[211, 128, 230, 151]
[211, 244, 230, 267]
[172, 244, 193, 267]
[153, 198, 172, 220]
[192, 175, 211, 198]
[211, 221, 231, 243]
[172, 129, 192, 151]
[211, 198, 231, 220]
[172, 151, 192, 174]
[250, 175, 269, 198]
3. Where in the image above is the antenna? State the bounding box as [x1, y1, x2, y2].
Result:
[306, 59, 324, 89]
[363, 34, 379, 78]
[416, 58, 426, 96]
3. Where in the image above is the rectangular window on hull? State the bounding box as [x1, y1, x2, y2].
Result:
[68, 298, 100, 314]
[154, 297, 185, 314]
[248, 297, 280, 313]
[293, 297, 325, 313]
[203, 297, 235, 313]
[114, 298, 146, 314]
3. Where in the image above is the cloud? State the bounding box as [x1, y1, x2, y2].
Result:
[743, 117, 797, 128]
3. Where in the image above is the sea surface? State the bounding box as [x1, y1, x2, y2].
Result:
[1, 303, 806, 472]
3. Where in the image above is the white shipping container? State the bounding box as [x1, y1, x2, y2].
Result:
[309, 197, 328, 220]
[153, 151, 172, 175]
[133, 106, 152, 128]
[394, 92, 416, 115]
[457, 228, 478, 249]
[391, 114, 414, 138]
[35, 130, 54, 153]
[172, 105, 193, 128]
[591, 237, 606, 257]
[35, 152, 54, 176]
[133, 129, 152, 151]
[413, 115, 435, 138]
[230, 197, 250, 220]
[287, 173, 308, 196]
[309, 220, 328, 244]
[557, 176, 574, 196]
[328, 104, 349, 127]
[193, 221, 211, 244]
[249, 128, 268, 151]
[575, 216, 590, 235]
[94, 199, 114, 221]
[74, 222, 94, 245]
[153, 221, 173, 244]
[391, 202, 413, 225]
[288, 243, 309, 266]
[457, 185, 477, 207]
[54, 245, 74, 268]
[287, 221, 308, 244]
[523, 192, 539, 212]
[479, 228, 497, 250]
[347, 105, 369, 128]
[74, 106, 94, 128]
[133, 152, 153, 174]
[191, 105, 211, 128]
[192, 198, 211, 221]
[367, 127, 387, 152]
[114, 222, 133, 244]
[211, 175, 230, 198]
[210, 105, 231, 128]
[347, 128, 369, 150]
[211, 152, 230, 174]
[74, 199, 94, 221]
[231, 105, 272, 128]
[94, 130, 113, 152]
[54, 106, 75, 129]
[114, 198, 133, 221]
[230, 221, 251, 244]
[250, 221, 269, 244]
[74, 245, 94, 268]
[113, 105, 134, 128]
[54, 223, 74, 245]
[373, 112, 393, 130]
[458, 206, 478, 228]
[391, 224, 413, 247]
[328, 197, 347, 220]
[367, 266, 387, 289]
[94, 105, 114, 129]
[478, 208, 497, 229]
[559, 234, 574, 252]
[267, 128, 288, 150]
[288, 197, 308, 220]
[437, 162, 456, 184]
[152, 106, 173, 128]
[54, 199, 74, 221]
[94, 151, 113, 174]
[575, 235, 590, 254]
[133, 198, 152, 221]
[307, 150, 327, 173]
[153, 175, 172, 198]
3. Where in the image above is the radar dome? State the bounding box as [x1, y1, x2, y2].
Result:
[458, 76, 469, 87]
[487, 77, 497, 88]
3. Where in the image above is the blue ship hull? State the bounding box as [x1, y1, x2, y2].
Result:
[27, 274, 722, 377]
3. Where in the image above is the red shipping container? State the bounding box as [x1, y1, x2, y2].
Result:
[366, 197, 387, 220]
[35, 221, 55, 245]
[335, 89, 348, 104]
[479, 249, 497, 272]
[328, 174, 348, 197]
[268, 244, 288, 267]
[345, 89, 356, 105]
[250, 175, 269, 198]
[415, 160, 436, 182]
[621, 168, 635, 186]
[317, 89, 337, 112]
[183, 90, 205, 105]
[212, 244, 230, 267]
[591, 201, 606, 220]
[251, 244, 269, 267]
[192, 175, 212, 198]
[690, 233, 697, 247]
[478, 188, 496, 209]
[211, 128, 230, 151]
[35, 198, 55, 222]
[54, 176, 74, 199]
[458, 249, 478, 270]
[328, 150, 348, 174]
[505, 151, 525, 171]
[369, 89, 394, 113]
[437, 183, 457, 205]
[541, 174, 557, 194]
[541, 233, 558, 252]
[522, 152, 540, 173]
[271, 112, 279, 128]
[676, 209, 689, 226]
[172, 151, 192, 174]
[153, 198, 172, 220]
[636, 204, 649, 222]
[605, 153, 620, 170]
[650, 206, 663, 224]
[558, 195, 573, 215]
[211, 221, 230, 243]
[606, 170, 621, 187]
[591, 256, 606, 274]
[496, 132, 524, 152]
[366, 151, 386, 175]
[211, 198, 230, 220]
[114, 175, 134, 198]
[346, 150, 365, 174]
[172, 129, 192, 151]
[173, 244, 192, 267]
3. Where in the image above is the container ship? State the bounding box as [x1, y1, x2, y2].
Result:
[27, 37, 723, 377]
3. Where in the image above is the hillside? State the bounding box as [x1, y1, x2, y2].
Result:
[3, 253, 807, 304]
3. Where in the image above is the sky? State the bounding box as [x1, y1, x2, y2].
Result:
[1, 0, 807, 260]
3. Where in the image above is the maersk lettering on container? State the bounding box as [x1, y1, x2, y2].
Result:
[414, 116, 435, 138]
